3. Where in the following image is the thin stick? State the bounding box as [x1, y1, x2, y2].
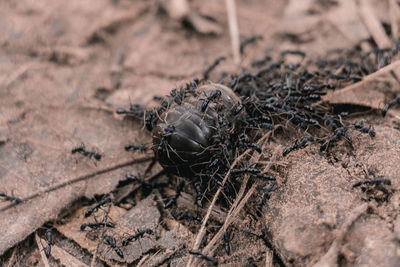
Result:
[35, 232, 50, 267]
[0, 156, 153, 212]
[225, 0, 240, 65]
[321, 60, 400, 105]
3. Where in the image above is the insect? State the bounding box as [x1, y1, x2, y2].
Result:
[282, 136, 313, 156]
[382, 95, 400, 117]
[256, 186, 276, 217]
[80, 221, 115, 231]
[71, 144, 101, 161]
[124, 144, 147, 152]
[189, 250, 218, 266]
[45, 229, 52, 257]
[151, 83, 242, 178]
[224, 230, 231, 255]
[354, 122, 375, 138]
[84, 197, 111, 218]
[247, 257, 257, 267]
[0, 191, 22, 204]
[240, 35, 263, 54]
[231, 167, 260, 175]
[165, 181, 185, 208]
[320, 127, 350, 151]
[103, 234, 124, 258]
[122, 229, 153, 246]
[175, 211, 202, 222]
[203, 56, 226, 80]
[352, 178, 391, 188]
[201, 90, 222, 112]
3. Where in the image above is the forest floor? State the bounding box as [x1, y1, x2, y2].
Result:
[1, 0, 400, 266]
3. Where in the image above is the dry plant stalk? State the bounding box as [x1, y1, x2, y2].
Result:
[225, 0, 240, 64]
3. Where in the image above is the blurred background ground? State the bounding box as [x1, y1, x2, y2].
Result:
[0, 0, 400, 266]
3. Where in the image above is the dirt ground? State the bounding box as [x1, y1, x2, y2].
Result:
[1, 0, 400, 266]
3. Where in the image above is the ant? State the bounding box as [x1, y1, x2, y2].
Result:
[85, 197, 111, 217]
[170, 88, 185, 105]
[165, 181, 185, 209]
[382, 96, 400, 117]
[240, 35, 263, 54]
[80, 221, 115, 231]
[223, 230, 231, 255]
[201, 90, 222, 112]
[256, 186, 276, 217]
[231, 167, 260, 175]
[122, 229, 153, 246]
[320, 127, 350, 151]
[145, 111, 155, 131]
[236, 142, 261, 153]
[257, 174, 275, 181]
[231, 104, 244, 116]
[189, 250, 218, 266]
[102, 234, 124, 258]
[175, 211, 202, 222]
[203, 56, 226, 80]
[0, 191, 22, 204]
[354, 122, 375, 138]
[194, 181, 203, 207]
[282, 136, 313, 156]
[44, 229, 52, 257]
[124, 144, 147, 152]
[71, 144, 101, 161]
[352, 178, 391, 188]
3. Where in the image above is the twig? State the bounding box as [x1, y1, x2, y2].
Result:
[225, 0, 240, 65]
[35, 232, 50, 267]
[0, 156, 153, 212]
[321, 60, 400, 105]
[389, 0, 400, 39]
[358, 0, 391, 48]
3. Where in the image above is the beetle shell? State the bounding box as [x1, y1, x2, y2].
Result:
[152, 84, 241, 177]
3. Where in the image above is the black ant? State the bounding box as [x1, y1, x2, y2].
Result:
[71, 144, 101, 161]
[352, 178, 391, 188]
[165, 181, 185, 209]
[256, 186, 276, 217]
[44, 229, 52, 257]
[84, 197, 111, 217]
[320, 127, 350, 151]
[236, 142, 261, 153]
[0, 191, 22, 204]
[257, 174, 275, 181]
[122, 229, 153, 246]
[240, 35, 263, 54]
[203, 56, 226, 80]
[102, 234, 123, 258]
[175, 211, 202, 222]
[189, 250, 218, 266]
[80, 221, 115, 231]
[124, 144, 147, 152]
[231, 104, 244, 116]
[116, 104, 145, 117]
[382, 95, 400, 117]
[231, 167, 260, 175]
[223, 230, 231, 255]
[194, 181, 203, 207]
[354, 122, 375, 138]
[282, 136, 313, 156]
[201, 90, 222, 112]
[170, 88, 185, 105]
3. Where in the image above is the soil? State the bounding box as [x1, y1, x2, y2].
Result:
[1, 0, 400, 266]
